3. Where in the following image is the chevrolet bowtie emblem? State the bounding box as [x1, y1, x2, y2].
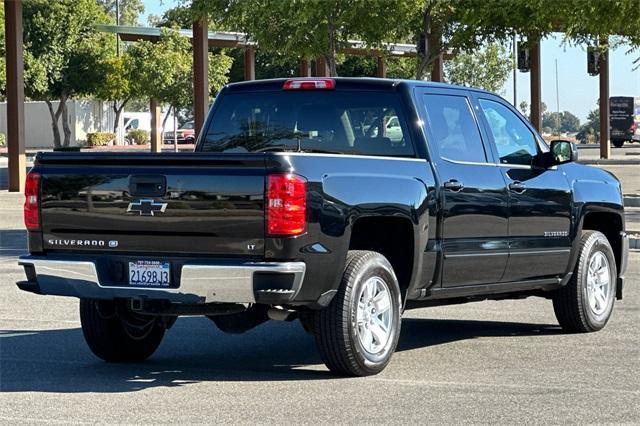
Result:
[127, 199, 167, 216]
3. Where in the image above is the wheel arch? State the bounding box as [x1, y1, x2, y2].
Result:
[348, 215, 419, 301]
[570, 205, 625, 278]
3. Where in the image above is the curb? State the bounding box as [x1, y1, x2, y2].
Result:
[625, 196, 640, 207]
[579, 160, 640, 165]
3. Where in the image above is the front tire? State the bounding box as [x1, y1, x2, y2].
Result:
[612, 140, 624, 148]
[312, 250, 402, 376]
[80, 299, 165, 362]
[553, 231, 617, 333]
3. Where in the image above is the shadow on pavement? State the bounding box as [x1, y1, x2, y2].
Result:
[0, 316, 561, 393]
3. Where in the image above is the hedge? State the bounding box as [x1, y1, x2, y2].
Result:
[87, 132, 115, 147]
[127, 129, 149, 145]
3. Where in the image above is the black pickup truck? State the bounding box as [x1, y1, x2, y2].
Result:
[17, 78, 629, 376]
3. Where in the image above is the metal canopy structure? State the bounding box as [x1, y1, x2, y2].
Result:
[2, 3, 619, 192]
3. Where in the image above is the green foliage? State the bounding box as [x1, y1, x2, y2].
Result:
[97, 0, 144, 26]
[337, 56, 377, 78]
[0, 133, 6, 147]
[227, 49, 298, 82]
[149, 5, 194, 28]
[445, 43, 512, 92]
[94, 56, 130, 103]
[22, 0, 115, 147]
[87, 132, 116, 147]
[207, 52, 234, 99]
[127, 129, 149, 145]
[22, 0, 115, 101]
[199, 0, 403, 76]
[543, 111, 581, 134]
[125, 29, 232, 108]
[385, 57, 416, 79]
[577, 108, 600, 144]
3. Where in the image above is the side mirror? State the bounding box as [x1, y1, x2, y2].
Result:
[550, 140, 578, 165]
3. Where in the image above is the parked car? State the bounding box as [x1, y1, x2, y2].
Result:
[163, 121, 196, 144]
[609, 96, 640, 148]
[18, 78, 629, 376]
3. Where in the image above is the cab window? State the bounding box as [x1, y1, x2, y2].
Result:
[201, 91, 414, 157]
[478, 99, 538, 166]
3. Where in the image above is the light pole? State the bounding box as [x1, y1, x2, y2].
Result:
[513, 34, 517, 107]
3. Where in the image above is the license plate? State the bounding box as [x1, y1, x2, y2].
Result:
[129, 261, 170, 287]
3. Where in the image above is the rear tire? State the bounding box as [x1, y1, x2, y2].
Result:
[552, 231, 616, 333]
[312, 250, 402, 376]
[80, 299, 165, 362]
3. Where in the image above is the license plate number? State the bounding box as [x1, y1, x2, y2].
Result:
[129, 261, 170, 287]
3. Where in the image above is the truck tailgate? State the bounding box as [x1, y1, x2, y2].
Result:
[36, 153, 266, 257]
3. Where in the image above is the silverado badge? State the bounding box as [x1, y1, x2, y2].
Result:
[127, 199, 167, 216]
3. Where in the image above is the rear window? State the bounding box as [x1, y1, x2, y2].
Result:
[200, 91, 414, 157]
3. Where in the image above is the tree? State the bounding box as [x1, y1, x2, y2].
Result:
[226, 49, 299, 83]
[386, 0, 521, 80]
[94, 56, 132, 132]
[148, 5, 193, 28]
[445, 43, 512, 92]
[519, 101, 529, 119]
[96, 0, 145, 134]
[543, 111, 581, 134]
[22, 0, 115, 147]
[97, 0, 144, 26]
[559, 111, 581, 133]
[577, 108, 600, 144]
[125, 29, 232, 127]
[195, 0, 402, 77]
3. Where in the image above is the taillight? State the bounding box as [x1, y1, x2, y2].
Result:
[283, 79, 335, 90]
[24, 171, 40, 231]
[267, 174, 307, 236]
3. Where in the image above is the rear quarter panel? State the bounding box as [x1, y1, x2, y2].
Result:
[264, 153, 436, 303]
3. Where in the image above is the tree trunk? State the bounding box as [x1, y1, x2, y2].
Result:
[112, 99, 129, 133]
[327, 5, 339, 77]
[161, 105, 173, 144]
[45, 99, 65, 148]
[61, 99, 72, 147]
[162, 105, 172, 132]
[415, 6, 442, 80]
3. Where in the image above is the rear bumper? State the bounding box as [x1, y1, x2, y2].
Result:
[17, 255, 305, 305]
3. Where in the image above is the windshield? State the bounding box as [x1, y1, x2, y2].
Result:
[199, 91, 414, 157]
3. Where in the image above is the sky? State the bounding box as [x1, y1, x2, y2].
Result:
[140, 0, 640, 123]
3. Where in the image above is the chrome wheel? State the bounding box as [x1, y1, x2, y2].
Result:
[586, 251, 611, 317]
[356, 276, 393, 355]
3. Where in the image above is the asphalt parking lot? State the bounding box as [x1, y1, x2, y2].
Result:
[0, 190, 638, 424]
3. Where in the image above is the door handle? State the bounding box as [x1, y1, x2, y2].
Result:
[444, 179, 464, 192]
[509, 181, 526, 193]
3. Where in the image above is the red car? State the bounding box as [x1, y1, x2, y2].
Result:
[164, 121, 196, 144]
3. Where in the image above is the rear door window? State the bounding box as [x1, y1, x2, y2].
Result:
[200, 91, 414, 157]
[422, 94, 487, 163]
